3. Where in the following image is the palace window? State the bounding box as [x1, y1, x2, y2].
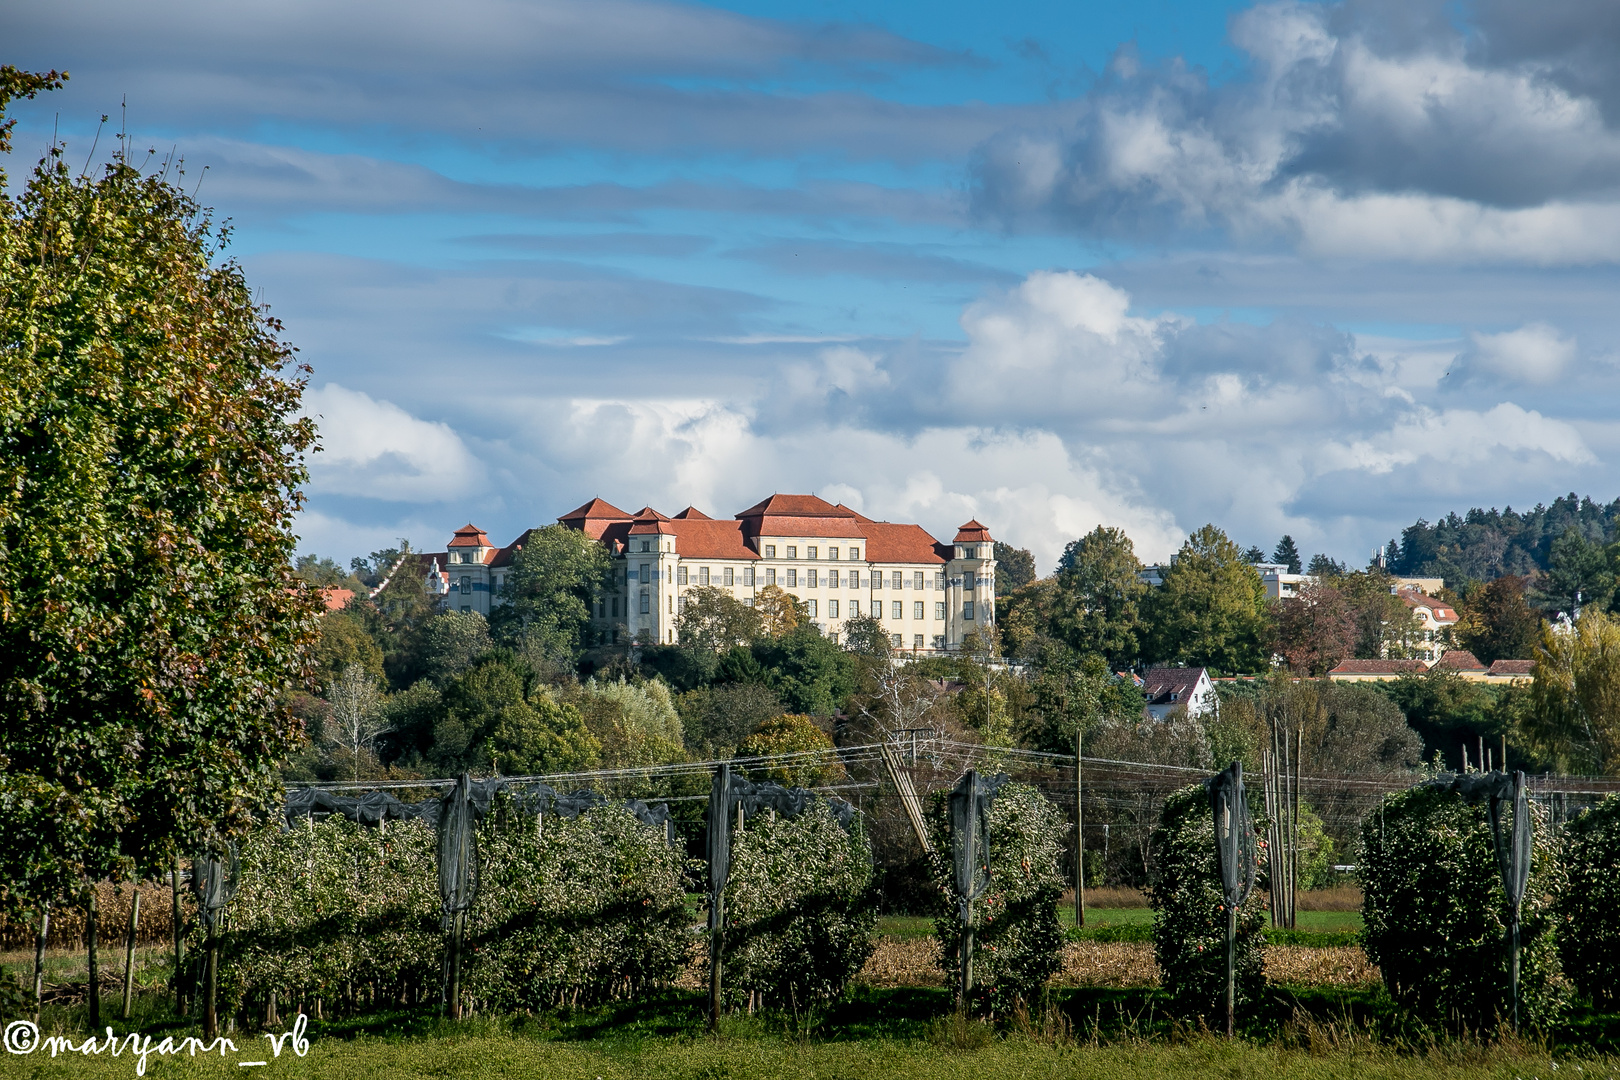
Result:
[914, 635, 925, 649]
[787, 545, 797, 559]
[460, 576, 471, 595]
[914, 571, 925, 590]
[677, 566, 689, 585]
[829, 548, 840, 560]
[807, 546, 818, 560]
[892, 601, 903, 620]
[871, 601, 883, 618]
[850, 548, 860, 560]
[743, 567, 755, 587]
[829, 599, 840, 619]
[963, 601, 975, 621]
[890, 634, 903, 647]
[639, 590, 650, 614]
[765, 545, 776, 558]
[723, 567, 734, 586]
[766, 568, 777, 585]
[787, 569, 797, 587]
[935, 602, 946, 619]
[700, 566, 710, 586]
[913, 601, 924, 619]
[807, 599, 818, 617]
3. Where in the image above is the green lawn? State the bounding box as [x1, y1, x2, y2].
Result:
[876, 907, 1363, 946]
[0, 989, 1604, 1080]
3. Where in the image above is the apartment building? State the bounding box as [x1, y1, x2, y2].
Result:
[421, 494, 997, 653]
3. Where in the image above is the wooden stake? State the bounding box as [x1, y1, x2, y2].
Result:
[171, 859, 186, 1016]
[87, 887, 101, 1029]
[122, 881, 141, 1019]
[1075, 723, 1085, 929]
[708, 892, 723, 1032]
[32, 902, 49, 1022]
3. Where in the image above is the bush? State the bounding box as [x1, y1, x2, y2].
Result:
[930, 782, 1067, 1015]
[723, 802, 876, 1011]
[1358, 784, 1561, 1032]
[211, 816, 440, 1017]
[1552, 794, 1620, 1007]
[1148, 783, 1266, 1020]
[465, 802, 690, 1010]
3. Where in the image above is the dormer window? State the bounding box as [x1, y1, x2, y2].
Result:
[641, 540, 651, 552]
[765, 544, 776, 558]
[829, 548, 840, 560]
[850, 548, 860, 560]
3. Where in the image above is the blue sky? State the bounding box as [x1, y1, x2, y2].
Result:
[8, 0, 1620, 571]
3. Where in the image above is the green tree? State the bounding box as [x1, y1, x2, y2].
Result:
[0, 83, 320, 909]
[419, 611, 494, 685]
[1455, 574, 1541, 663]
[995, 577, 1060, 659]
[1333, 568, 1424, 660]
[752, 625, 856, 715]
[1537, 527, 1615, 615]
[1050, 526, 1147, 665]
[739, 714, 845, 786]
[676, 585, 763, 653]
[1529, 608, 1620, 774]
[1143, 526, 1272, 674]
[992, 541, 1036, 594]
[675, 682, 783, 755]
[486, 689, 599, 776]
[491, 523, 612, 664]
[310, 609, 386, 692]
[753, 584, 804, 637]
[1272, 535, 1302, 573]
[347, 542, 442, 691]
[1018, 644, 1143, 756]
[570, 676, 686, 768]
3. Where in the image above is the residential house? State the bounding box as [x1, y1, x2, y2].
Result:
[1142, 667, 1216, 720]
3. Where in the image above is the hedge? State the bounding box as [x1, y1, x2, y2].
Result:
[722, 801, 875, 1012]
[1358, 783, 1561, 1032]
[930, 781, 1067, 1015]
[1148, 783, 1266, 1020]
[1552, 794, 1620, 1008]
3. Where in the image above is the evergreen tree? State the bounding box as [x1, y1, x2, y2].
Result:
[1243, 545, 1267, 564]
[1272, 535, 1303, 573]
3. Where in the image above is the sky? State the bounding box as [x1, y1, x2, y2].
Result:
[8, 0, 1620, 573]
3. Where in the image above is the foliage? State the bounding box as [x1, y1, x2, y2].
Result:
[930, 782, 1067, 1015]
[571, 677, 686, 769]
[754, 584, 806, 637]
[750, 625, 857, 716]
[1143, 525, 1271, 674]
[0, 102, 320, 910]
[740, 714, 844, 787]
[1272, 536, 1302, 574]
[1528, 608, 1620, 774]
[311, 609, 386, 692]
[1328, 569, 1426, 661]
[467, 803, 690, 1010]
[428, 657, 599, 777]
[1017, 645, 1143, 756]
[490, 524, 613, 664]
[1148, 783, 1267, 1020]
[346, 543, 443, 691]
[678, 585, 764, 653]
[994, 578, 1060, 660]
[1272, 581, 1356, 676]
[1357, 784, 1561, 1032]
[326, 664, 388, 780]
[992, 542, 1036, 594]
[724, 802, 876, 1011]
[1374, 669, 1510, 772]
[293, 554, 366, 591]
[1454, 575, 1541, 663]
[1051, 526, 1147, 666]
[420, 612, 495, 685]
[1390, 493, 1620, 587]
[487, 687, 601, 777]
[676, 681, 783, 755]
[1535, 526, 1616, 615]
[206, 816, 440, 1017]
[0, 67, 66, 160]
[1553, 794, 1620, 1008]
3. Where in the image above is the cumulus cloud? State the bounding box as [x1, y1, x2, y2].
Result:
[303, 383, 482, 501]
[970, 0, 1620, 263]
[1454, 323, 1579, 386]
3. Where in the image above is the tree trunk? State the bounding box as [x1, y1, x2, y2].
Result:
[122, 883, 141, 1019]
[87, 888, 101, 1029]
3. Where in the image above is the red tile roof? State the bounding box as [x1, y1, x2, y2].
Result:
[673, 506, 713, 520]
[669, 519, 759, 560]
[1327, 659, 1430, 675]
[1396, 589, 1457, 622]
[736, 494, 847, 518]
[628, 507, 676, 536]
[954, 519, 994, 543]
[559, 497, 634, 540]
[320, 587, 354, 612]
[1488, 659, 1536, 676]
[490, 528, 540, 568]
[448, 524, 492, 548]
[859, 521, 947, 565]
[1435, 649, 1486, 671]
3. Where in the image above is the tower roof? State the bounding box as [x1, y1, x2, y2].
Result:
[448, 524, 492, 547]
[953, 519, 993, 543]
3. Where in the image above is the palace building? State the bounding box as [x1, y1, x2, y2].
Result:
[421, 494, 997, 653]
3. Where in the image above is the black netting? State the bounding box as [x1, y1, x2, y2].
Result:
[947, 770, 1006, 924]
[1208, 761, 1256, 907]
[1424, 770, 1532, 908]
[192, 848, 239, 934]
[438, 774, 479, 931]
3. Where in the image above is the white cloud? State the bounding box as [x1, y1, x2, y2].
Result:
[1457, 323, 1578, 385]
[303, 383, 482, 501]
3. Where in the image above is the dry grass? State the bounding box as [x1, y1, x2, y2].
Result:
[852, 939, 1379, 990]
[1063, 886, 1149, 908]
[0, 883, 178, 951]
[1296, 885, 1363, 911]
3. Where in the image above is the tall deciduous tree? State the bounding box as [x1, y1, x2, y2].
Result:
[1144, 526, 1271, 674]
[491, 524, 612, 664]
[1272, 580, 1356, 675]
[0, 84, 320, 911]
[1050, 526, 1147, 665]
[677, 585, 764, 653]
[992, 541, 1037, 594]
[1529, 609, 1620, 775]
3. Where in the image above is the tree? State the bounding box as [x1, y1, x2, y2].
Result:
[1529, 609, 1620, 775]
[486, 689, 599, 777]
[1272, 580, 1356, 676]
[1018, 644, 1144, 756]
[1375, 668, 1506, 770]
[1050, 526, 1147, 666]
[348, 541, 442, 690]
[1272, 536, 1302, 574]
[753, 584, 804, 637]
[1334, 569, 1424, 660]
[1243, 545, 1267, 564]
[491, 524, 612, 664]
[1143, 526, 1272, 674]
[739, 714, 845, 786]
[677, 585, 763, 653]
[1455, 575, 1540, 663]
[1537, 527, 1615, 616]
[571, 676, 687, 768]
[676, 682, 784, 755]
[993, 541, 1037, 593]
[310, 609, 385, 692]
[0, 84, 320, 911]
[995, 578, 1060, 659]
[1306, 553, 1346, 576]
[419, 611, 494, 685]
[325, 664, 388, 780]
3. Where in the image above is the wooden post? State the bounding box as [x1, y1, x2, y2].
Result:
[87, 887, 101, 1029]
[203, 920, 219, 1040]
[1291, 724, 1303, 927]
[171, 859, 186, 1016]
[447, 910, 464, 1020]
[32, 902, 49, 1022]
[1225, 901, 1237, 1037]
[708, 892, 724, 1032]
[960, 914, 975, 1005]
[122, 881, 141, 1019]
[1075, 723, 1085, 929]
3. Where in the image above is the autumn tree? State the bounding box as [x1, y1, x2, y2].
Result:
[1529, 609, 1620, 775]
[1455, 575, 1540, 663]
[1272, 580, 1356, 675]
[753, 584, 805, 637]
[677, 585, 764, 652]
[0, 75, 320, 910]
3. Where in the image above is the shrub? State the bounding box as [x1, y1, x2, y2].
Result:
[1551, 794, 1620, 1007]
[723, 802, 876, 1011]
[1148, 783, 1266, 1020]
[210, 816, 440, 1017]
[930, 782, 1067, 1015]
[465, 802, 690, 1010]
[1358, 784, 1560, 1032]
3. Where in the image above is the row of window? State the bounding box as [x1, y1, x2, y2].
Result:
[653, 565, 977, 590]
[662, 596, 979, 622]
[760, 544, 858, 560]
